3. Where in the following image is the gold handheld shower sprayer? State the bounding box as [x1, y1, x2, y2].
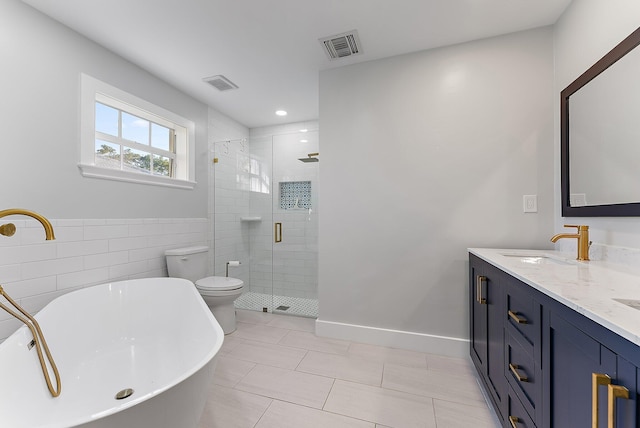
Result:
[0, 209, 61, 397]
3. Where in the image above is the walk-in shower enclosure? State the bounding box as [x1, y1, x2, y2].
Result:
[212, 125, 318, 317]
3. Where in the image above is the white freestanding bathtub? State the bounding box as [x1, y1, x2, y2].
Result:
[0, 278, 224, 428]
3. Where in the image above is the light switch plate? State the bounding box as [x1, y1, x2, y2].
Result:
[523, 195, 537, 213]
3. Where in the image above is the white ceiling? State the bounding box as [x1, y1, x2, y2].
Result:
[22, 0, 572, 128]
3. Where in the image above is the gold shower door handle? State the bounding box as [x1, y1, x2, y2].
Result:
[508, 416, 520, 428]
[592, 373, 611, 428]
[607, 384, 629, 428]
[275, 222, 282, 243]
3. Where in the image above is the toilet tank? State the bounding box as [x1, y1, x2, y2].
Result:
[165, 246, 209, 283]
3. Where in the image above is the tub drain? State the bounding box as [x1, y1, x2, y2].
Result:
[115, 388, 134, 400]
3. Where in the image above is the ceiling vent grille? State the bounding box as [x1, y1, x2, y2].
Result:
[319, 30, 362, 60]
[203, 75, 239, 92]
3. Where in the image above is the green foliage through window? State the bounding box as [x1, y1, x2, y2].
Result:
[94, 101, 175, 177]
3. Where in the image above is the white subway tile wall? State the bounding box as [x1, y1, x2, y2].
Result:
[212, 138, 252, 285]
[0, 217, 208, 341]
[207, 107, 251, 284]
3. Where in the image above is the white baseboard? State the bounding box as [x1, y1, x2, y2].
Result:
[315, 319, 469, 358]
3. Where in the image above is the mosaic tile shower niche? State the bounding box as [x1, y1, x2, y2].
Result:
[280, 181, 312, 210]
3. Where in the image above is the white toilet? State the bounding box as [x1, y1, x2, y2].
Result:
[165, 246, 243, 334]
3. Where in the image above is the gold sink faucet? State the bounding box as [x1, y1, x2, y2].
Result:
[0, 208, 55, 239]
[550, 224, 590, 261]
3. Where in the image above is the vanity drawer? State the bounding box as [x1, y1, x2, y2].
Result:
[505, 328, 540, 422]
[507, 385, 537, 428]
[505, 279, 540, 347]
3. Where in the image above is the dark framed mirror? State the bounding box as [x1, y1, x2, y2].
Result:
[561, 26, 640, 217]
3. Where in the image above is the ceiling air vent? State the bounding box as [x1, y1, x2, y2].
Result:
[319, 30, 362, 60]
[203, 75, 239, 92]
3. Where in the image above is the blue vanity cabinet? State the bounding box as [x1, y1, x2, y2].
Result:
[504, 276, 543, 425]
[469, 254, 507, 423]
[544, 310, 616, 427]
[543, 301, 638, 428]
[507, 384, 537, 428]
[613, 358, 638, 428]
[469, 252, 640, 428]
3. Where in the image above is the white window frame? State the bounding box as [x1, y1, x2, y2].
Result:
[79, 73, 196, 189]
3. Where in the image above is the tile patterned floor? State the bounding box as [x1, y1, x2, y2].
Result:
[199, 310, 500, 428]
[235, 292, 319, 318]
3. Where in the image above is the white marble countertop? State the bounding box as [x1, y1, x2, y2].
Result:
[469, 248, 640, 347]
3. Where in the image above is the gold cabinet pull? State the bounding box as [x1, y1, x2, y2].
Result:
[592, 373, 611, 428]
[607, 384, 629, 428]
[476, 275, 487, 304]
[508, 416, 520, 428]
[508, 310, 528, 324]
[509, 363, 528, 382]
[274, 222, 282, 243]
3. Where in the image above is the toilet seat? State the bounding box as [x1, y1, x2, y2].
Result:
[195, 276, 243, 295]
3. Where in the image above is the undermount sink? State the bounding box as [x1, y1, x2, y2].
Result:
[613, 298, 640, 311]
[501, 253, 574, 266]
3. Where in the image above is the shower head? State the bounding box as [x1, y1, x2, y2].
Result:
[299, 153, 319, 163]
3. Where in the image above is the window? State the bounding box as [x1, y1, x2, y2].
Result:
[79, 74, 196, 189]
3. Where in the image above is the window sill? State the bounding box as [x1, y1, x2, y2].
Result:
[78, 164, 196, 190]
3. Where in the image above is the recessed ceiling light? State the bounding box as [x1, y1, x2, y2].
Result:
[300, 129, 308, 133]
[275, 110, 287, 116]
[300, 139, 308, 143]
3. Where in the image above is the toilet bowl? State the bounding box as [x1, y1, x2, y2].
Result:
[194, 276, 243, 334]
[165, 246, 244, 334]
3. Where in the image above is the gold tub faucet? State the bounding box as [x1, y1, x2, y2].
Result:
[0, 208, 60, 397]
[0, 208, 55, 240]
[550, 224, 590, 261]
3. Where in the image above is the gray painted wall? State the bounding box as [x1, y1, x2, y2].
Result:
[1, 0, 209, 219]
[319, 27, 555, 340]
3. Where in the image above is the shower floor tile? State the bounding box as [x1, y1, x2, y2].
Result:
[234, 291, 318, 318]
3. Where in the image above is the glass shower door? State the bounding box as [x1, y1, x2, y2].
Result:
[213, 136, 273, 313]
[240, 134, 274, 312]
[271, 130, 319, 317]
